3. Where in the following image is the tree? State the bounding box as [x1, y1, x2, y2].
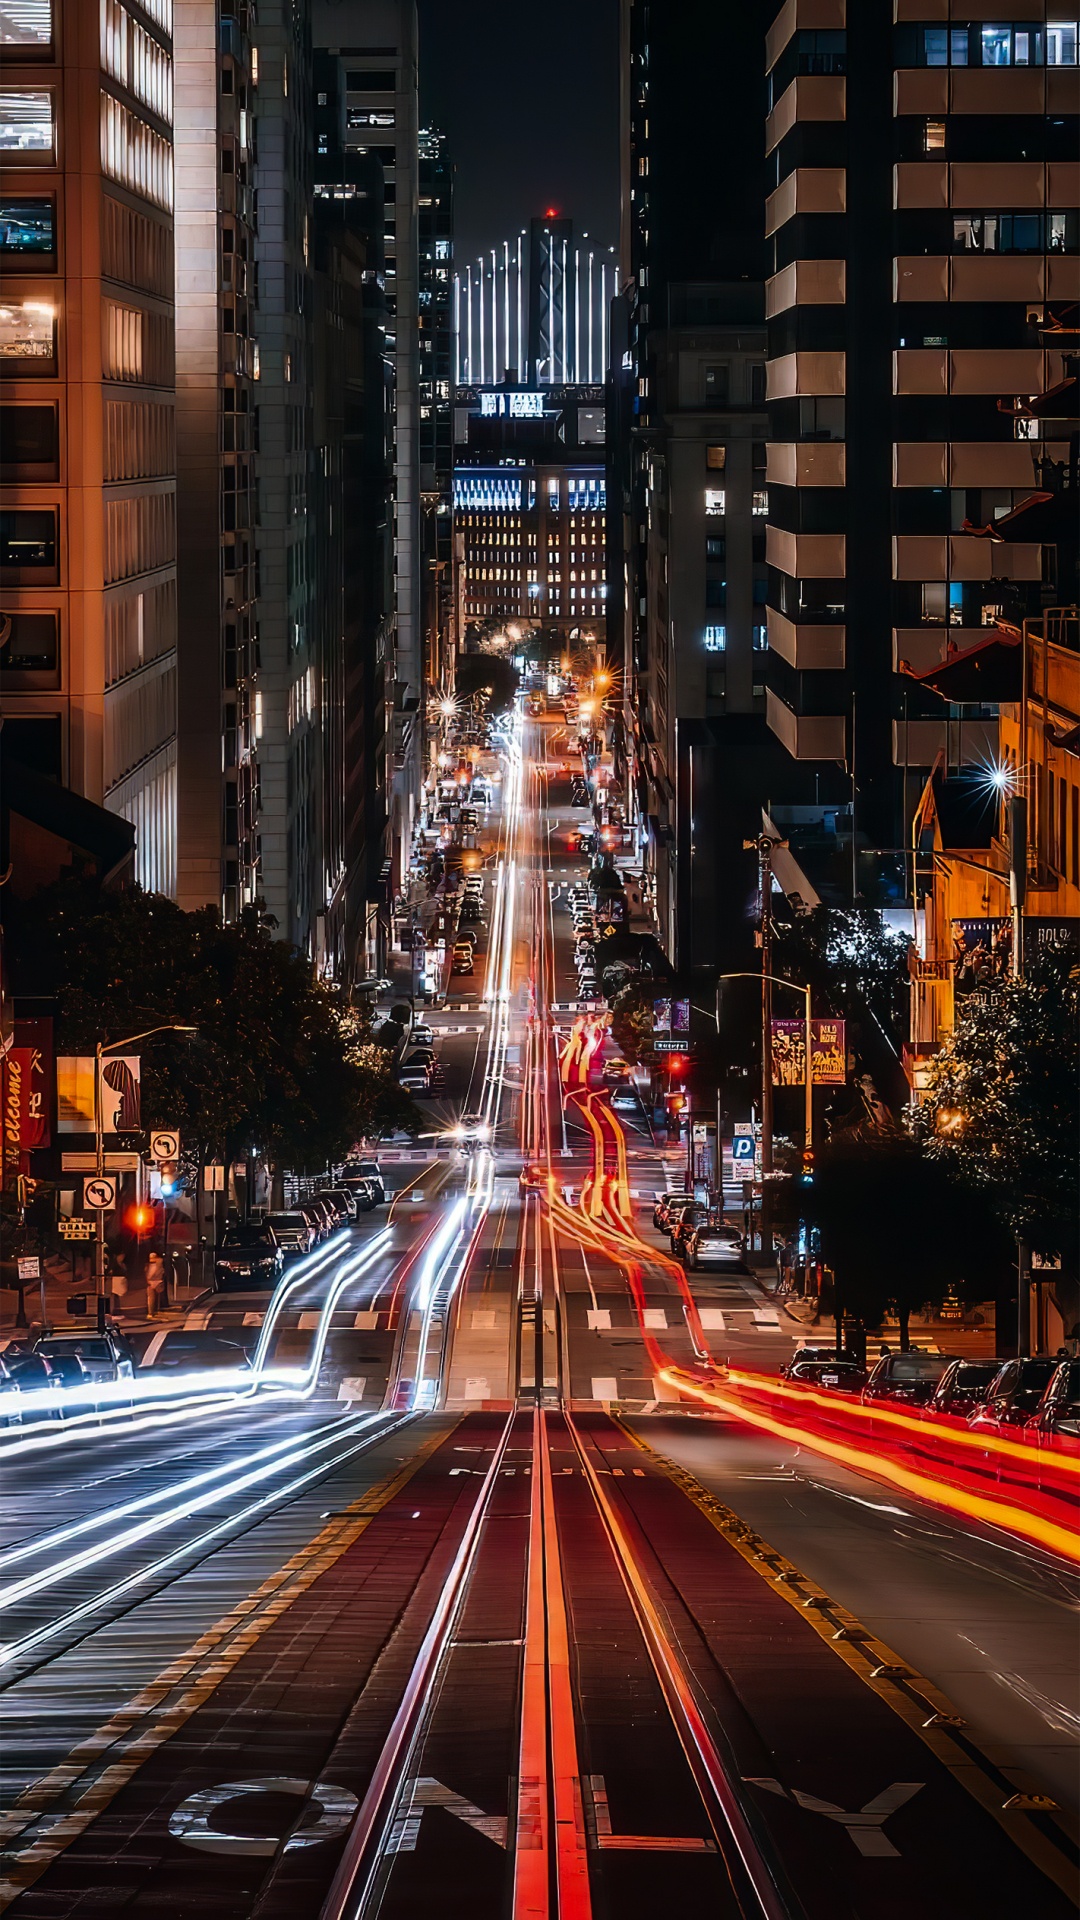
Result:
[455, 651, 519, 712]
[7, 877, 422, 1186]
[918, 952, 1079, 1270]
[803, 1129, 1006, 1357]
[610, 983, 656, 1066]
[771, 906, 910, 1106]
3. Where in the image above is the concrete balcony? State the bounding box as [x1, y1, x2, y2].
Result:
[767, 689, 847, 761]
[766, 258, 845, 316]
[768, 350, 846, 399]
[769, 607, 846, 669]
[767, 440, 846, 487]
[767, 526, 847, 578]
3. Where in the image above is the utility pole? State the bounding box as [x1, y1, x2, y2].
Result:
[1010, 742, 1030, 1354]
[743, 833, 787, 1257]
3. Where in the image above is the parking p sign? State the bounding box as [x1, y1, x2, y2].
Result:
[731, 1136, 756, 1167]
[83, 1173, 117, 1211]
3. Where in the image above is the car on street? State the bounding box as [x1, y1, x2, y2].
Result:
[459, 899, 482, 923]
[398, 1061, 432, 1093]
[861, 1349, 954, 1408]
[652, 1192, 686, 1232]
[927, 1357, 1001, 1417]
[409, 1024, 436, 1048]
[34, 1327, 135, 1383]
[262, 1210, 317, 1258]
[578, 974, 601, 999]
[601, 1058, 632, 1089]
[294, 1200, 330, 1243]
[669, 1202, 708, 1257]
[785, 1357, 868, 1393]
[341, 1159, 385, 1203]
[0, 1348, 74, 1423]
[319, 1185, 359, 1222]
[213, 1223, 285, 1291]
[684, 1223, 744, 1269]
[314, 1191, 351, 1228]
[452, 943, 475, 973]
[610, 1084, 643, 1116]
[1027, 1360, 1080, 1441]
[780, 1345, 860, 1378]
[452, 1112, 491, 1147]
[140, 1328, 253, 1373]
[966, 1357, 1059, 1432]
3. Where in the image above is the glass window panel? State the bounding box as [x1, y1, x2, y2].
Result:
[0, 90, 53, 156]
[0, 401, 57, 477]
[0, 609, 58, 672]
[0, 196, 54, 263]
[981, 27, 1012, 66]
[0, 507, 57, 570]
[0, 0, 51, 49]
[1047, 23, 1078, 64]
[0, 298, 56, 369]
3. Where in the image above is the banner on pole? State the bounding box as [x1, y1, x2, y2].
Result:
[770, 1019, 846, 1087]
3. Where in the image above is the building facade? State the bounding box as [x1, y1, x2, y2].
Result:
[1, 0, 178, 894]
[453, 384, 607, 642]
[313, 0, 421, 893]
[174, 0, 260, 918]
[418, 125, 453, 696]
[762, 1, 1079, 860]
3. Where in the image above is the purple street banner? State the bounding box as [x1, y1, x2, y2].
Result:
[770, 1018, 846, 1087]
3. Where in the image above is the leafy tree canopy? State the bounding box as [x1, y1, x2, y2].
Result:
[9, 877, 420, 1175]
[455, 652, 519, 713]
[917, 952, 1079, 1264]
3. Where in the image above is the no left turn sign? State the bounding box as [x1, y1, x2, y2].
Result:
[83, 1174, 118, 1211]
[149, 1130, 180, 1162]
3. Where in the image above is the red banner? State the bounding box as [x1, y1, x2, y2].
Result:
[13, 1017, 53, 1147]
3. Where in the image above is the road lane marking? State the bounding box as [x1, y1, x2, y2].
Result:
[0, 1420, 454, 1910]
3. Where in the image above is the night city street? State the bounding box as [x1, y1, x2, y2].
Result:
[0, 4, 1078, 1918]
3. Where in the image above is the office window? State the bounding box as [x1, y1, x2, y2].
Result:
[753, 624, 768, 651]
[706, 579, 727, 609]
[924, 119, 946, 151]
[1, 507, 57, 580]
[703, 625, 726, 652]
[953, 213, 1048, 253]
[704, 488, 725, 516]
[0, 297, 56, 371]
[752, 489, 769, 516]
[706, 444, 726, 470]
[703, 363, 729, 406]
[0, 401, 57, 478]
[1048, 21, 1078, 63]
[706, 535, 725, 560]
[0, 196, 55, 264]
[0, 1, 52, 49]
[922, 27, 969, 65]
[0, 90, 53, 157]
[0, 610, 58, 676]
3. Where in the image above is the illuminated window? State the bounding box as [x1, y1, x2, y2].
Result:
[0, 297, 56, 371]
[704, 489, 725, 516]
[1048, 22, 1079, 63]
[0, 90, 53, 158]
[703, 625, 726, 652]
[752, 489, 768, 516]
[0, 1, 52, 49]
[924, 119, 945, 152]
[706, 444, 726, 470]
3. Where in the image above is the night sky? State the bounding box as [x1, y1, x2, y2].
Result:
[417, 0, 620, 266]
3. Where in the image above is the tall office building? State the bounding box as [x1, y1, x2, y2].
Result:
[1, 0, 178, 895]
[762, 3, 1079, 862]
[173, 0, 260, 918]
[611, 0, 773, 975]
[313, 0, 421, 892]
[418, 126, 454, 695]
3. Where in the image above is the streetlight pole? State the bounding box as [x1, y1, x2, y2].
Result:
[714, 970, 814, 1257]
[742, 834, 787, 1251]
[93, 1024, 197, 1332]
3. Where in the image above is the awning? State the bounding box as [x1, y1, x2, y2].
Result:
[902, 629, 1022, 703]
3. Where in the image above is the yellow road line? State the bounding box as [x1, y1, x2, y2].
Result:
[0, 1418, 456, 1910]
[619, 1420, 1078, 1901]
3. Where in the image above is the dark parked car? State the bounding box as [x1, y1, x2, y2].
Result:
[653, 1192, 686, 1232]
[35, 1328, 135, 1383]
[320, 1186, 359, 1222]
[967, 1357, 1059, 1432]
[861, 1350, 955, 1408]
[213, 1223, 285, 1291]
[928, 1357, 1001, 1417]
[313, 1191, 350, 1230]
[1027, 1360, 1080, 1441]
[780, 1345, 860, 1378]
[785, 1357, 868, 1393]
[341, 1159, 385, 1202]
[0, 1348, 69, 1423]
[669, 1202, 708, 1257]
[262, 1210, 317, 1258]
[298, 1199, 334, 1242]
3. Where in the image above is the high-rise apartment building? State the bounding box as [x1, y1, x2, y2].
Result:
[174, 0, 260, 918]
[1, 0, 178, 895]
[418, 125, 453, 694]
[611, 0, 773, 974]
[762, 2, 1079, 860]
[313, 0, 421, 892]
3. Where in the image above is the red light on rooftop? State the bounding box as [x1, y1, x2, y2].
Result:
[545, 207, 558, 218]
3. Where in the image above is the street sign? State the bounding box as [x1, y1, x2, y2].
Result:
[17, 1256, 40, 1281]
[61, 1152, 140, 1172]
[731, 1136, 756, 1166]
[149, 1130, 180, 1162]
[58, 1218, 95, 1240]
[83, 1173, 117, 1211]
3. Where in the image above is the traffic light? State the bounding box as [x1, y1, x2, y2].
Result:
[799, 1148, 814, 1187]
[667, 1053, 687, 1076]
[125, 1202, 154, 1236]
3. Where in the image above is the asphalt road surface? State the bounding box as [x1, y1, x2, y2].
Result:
[1, 708, 1075, 1919]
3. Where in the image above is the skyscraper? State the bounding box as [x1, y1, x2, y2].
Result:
[418, 126, 454, 696]
[1, 0, 178, 895]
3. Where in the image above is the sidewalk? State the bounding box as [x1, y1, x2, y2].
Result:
[2, 1251, 204, 1348]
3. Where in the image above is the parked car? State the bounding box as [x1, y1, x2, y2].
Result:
[341, 1159, 384, 1203]
[306, 1196, 341, 1236]
[399, 1061, 432, 1093]
[409, 1023, 436, 1048]
[319, 1185, 359, 1221]
[669, 1202, 708, 1257]
[459, 900, 483, 924]
[452, 944, 475, 973]
[967, 1357, 1059, 1432]
[262, 1210, 317, 1259]
[785, 1357, 868, 1393]
[0, 1348, 70, 1423]
[780, 1345, 860, 1378]
[213, 1223, 285, 1291]
[861, 1349, 955, 1408]
[1027, 1360, 1080, 1440]
[34, 1327, 135, 1383]
[610, 1084, 642, 1115]
[685, 1223, 744, 1270]
[927, 1357, 1001, 1418]
[140, 1328, 253, 1374]
[578, 974, 600, 999]
[653, 1193, 685, 1232]
[297, 1200, 331, 1244]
